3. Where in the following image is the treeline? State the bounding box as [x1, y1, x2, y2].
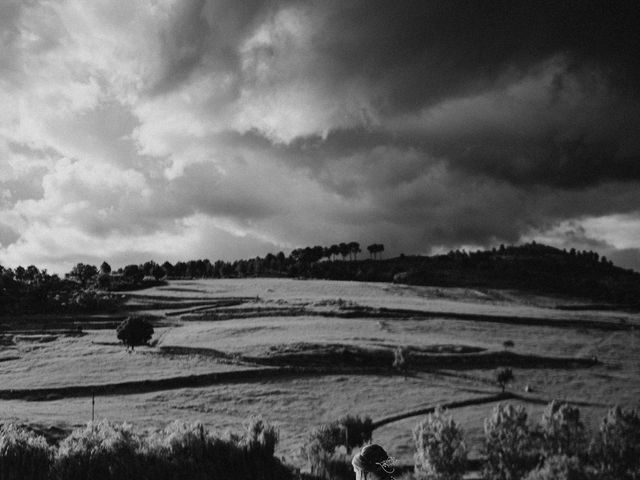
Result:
[3, 241, 640, 314]
[2, 402, 639, 480]
[79, 241, 384, 285]
[0, 265, 122, 315]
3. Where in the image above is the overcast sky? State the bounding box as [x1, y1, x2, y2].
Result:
[1, 0, 640, 273]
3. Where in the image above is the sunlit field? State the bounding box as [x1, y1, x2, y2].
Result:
[2, 278, 639, 466]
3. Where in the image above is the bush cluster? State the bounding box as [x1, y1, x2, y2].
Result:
[413, 402, 640, 480]
[0, 417, 291, 480]
[302, 415, 373, 480]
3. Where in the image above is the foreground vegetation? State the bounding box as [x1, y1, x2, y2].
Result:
[0, 417, 290, 480]
[2, 402, 638, 480]
[305, 402, 640, 480]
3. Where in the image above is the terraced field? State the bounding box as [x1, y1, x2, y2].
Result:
[1, 278, 639, 466]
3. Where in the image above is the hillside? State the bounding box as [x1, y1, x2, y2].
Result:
[301, 243, 640, 305]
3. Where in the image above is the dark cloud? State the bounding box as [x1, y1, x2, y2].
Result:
[150, 0, 279, 95]
[310, 0, 640, 111]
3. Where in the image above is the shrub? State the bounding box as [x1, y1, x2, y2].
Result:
[539, 401, 586, 459]
[116, 316, 154, 350]
[589, 406, 640, 480]
[413, 408, 467, 480]
[495, 368, 514, 392]
[0, 424, 52, 480]
[53, 421, 143, 480]
[303, 415, 372, 480]
[304, 415, 372, 454]
[523, 455, 585, 480]
[393, 347, 408, 373]
[483, 403, 538, 480]
[304, 442, 353, 480]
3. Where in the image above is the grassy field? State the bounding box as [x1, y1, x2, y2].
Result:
[1, 278, 639, 467]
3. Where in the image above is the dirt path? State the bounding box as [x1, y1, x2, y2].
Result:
[371, 391, 610, 429]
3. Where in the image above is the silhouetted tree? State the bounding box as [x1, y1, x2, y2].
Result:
[100, 261, 111, 275]
[339, 243, 349, 260]
[68, 263, 98, 285]
[123, 264, 143, 283]
[348, 242, 361, 260]
[116, 316, 154, 351]
[151, 264, 166, 280]
[161, 261, 174, 277]
[367, 244, 385, 260]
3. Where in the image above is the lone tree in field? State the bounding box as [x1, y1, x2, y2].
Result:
[496, 368, 514, 392]
[116, 316, 154, 351]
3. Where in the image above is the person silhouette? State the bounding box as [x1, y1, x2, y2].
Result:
[351, 443, 395, 480]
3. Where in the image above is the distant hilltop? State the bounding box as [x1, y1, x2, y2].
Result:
[385, 243, 640, 305]
[3, 242, 640, 314]
[276, 242, 640, 305]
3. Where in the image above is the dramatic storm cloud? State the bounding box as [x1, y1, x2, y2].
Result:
[1, 0, 640, 272]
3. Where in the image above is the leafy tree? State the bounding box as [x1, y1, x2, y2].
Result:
[483, 403, 538, 480]
[96, 273, 111, 289]
[496, 367, 514, 392]
[116, 316, 154, 351]
[68, 263, 98, 285]
[539, 401, 586, 459]
[589, 406, 640, 480]
[100, 261, 111, 275]
[142, 261, 157, 277]
[161, 261, 174, 278]
[25, 265, 41, 283]
[151, 264, 166, 281]
[123, 264, 143, 283]
[14, 265, 25, 281]
[413, 408, 467, 480]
